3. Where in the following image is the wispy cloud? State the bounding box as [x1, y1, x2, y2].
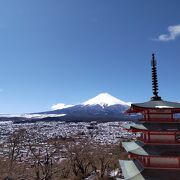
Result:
[156, 24, 180, 41]
[51, 103, 73, 110]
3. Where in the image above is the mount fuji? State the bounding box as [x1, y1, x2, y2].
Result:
[36, 93, 132, 122]
[4, 93, 135, 123]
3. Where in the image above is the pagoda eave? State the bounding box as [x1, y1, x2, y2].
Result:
[120, 160, 180, 180]
[126, 105, 180, 114]
[124, 122, 180, 132]
[119, 160, 145, 180]
[122, 141, 180, 157]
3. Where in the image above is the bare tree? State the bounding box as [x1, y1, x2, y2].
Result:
[4, 128, 27, 179]
[57, 159, 71, 179]
[89, 144, 114, 180]
[65, 137, 93, 179]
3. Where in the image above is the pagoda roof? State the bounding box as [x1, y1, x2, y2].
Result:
[124, 122, 180, 131]
[119, 160, 145, 180]
[122, 141, 180, 156]
[133, 100, 180, 109]
[123, 123, 147, 131]
[120, 160, 180, 180]
[122, 141, 148, 156]
[127, 100, 180, 113]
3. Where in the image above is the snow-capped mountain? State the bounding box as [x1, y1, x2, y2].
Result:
[38, 93, 131, 121]
[0, 93, 135, 123]
[82, 93, 130, 107]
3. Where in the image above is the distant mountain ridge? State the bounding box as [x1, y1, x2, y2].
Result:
[0, 93, 137, 123]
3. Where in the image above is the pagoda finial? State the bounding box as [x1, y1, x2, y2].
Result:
[151, 53, 162, 101]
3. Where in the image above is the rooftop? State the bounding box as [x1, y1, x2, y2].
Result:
[124, 122, 180, 131]
[122, 141, 180, 156]
[119, 160, 144, 180]
[132, 100, 180, 109]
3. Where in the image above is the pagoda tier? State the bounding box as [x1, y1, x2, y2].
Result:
[122, 141, 180, 168]
[120, 160, 180, 180]
[124, 122, 180, 144]
[124, 122, 180, 132]
[126, 100, 180, 122]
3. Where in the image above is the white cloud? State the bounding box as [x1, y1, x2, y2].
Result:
[156, 24, 180, 41]
[51, 103, 73, 110]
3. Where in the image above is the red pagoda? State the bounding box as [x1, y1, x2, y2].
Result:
[120, 54, 180, 180]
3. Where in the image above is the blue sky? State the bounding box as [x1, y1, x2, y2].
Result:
[0, 0, 180, 113]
